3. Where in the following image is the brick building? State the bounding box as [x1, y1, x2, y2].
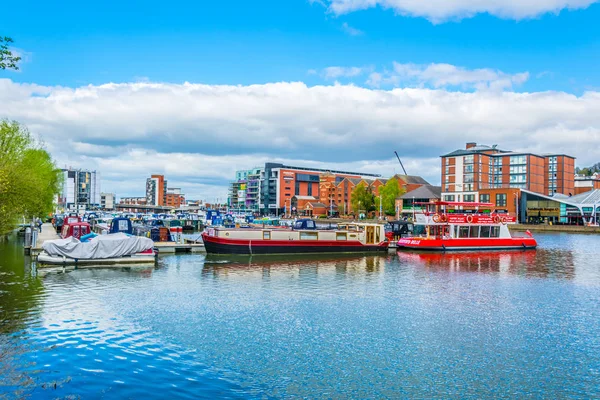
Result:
[166, 188, 186, 208]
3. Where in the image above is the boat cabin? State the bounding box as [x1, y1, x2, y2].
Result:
[292, 219, 318, 230]
[110, 217, 133, 235]
[385, 220, 414, 240]
[64, 215, 81, 225]
[61, 222, 92, 239]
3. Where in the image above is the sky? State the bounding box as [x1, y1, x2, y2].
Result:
[2, 0, 600, 201]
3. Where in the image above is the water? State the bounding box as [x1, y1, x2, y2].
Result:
[1, 233, 599, 399]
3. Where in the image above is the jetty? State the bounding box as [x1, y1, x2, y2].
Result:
[25, 223, 60, 256]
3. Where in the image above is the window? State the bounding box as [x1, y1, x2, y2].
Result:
[263, 231, 271, 240]
[444, 195, 455, 201]
[464, 164, 474, 173]
[446, 158, 451, 166]
[336, 232, 347, 241]
[496, 194, 507, 207]
[464, 174, 474, 183]
[469, 226, 479, 238]
[464, 194, 475, 202]
[490, 226, 500, 237]
[510, 174, 526, 183]
[480, 194, 490, 203]
[510, 155, 526, 165]
[509, 165, 527, 174]
[458, 226, 470, 238]
[307, 183, 313, 196]
[445, 175, 450, 183]
[300, 231, 318, 240]
[464, 155, 474, 164]
[480, 226, 491, 237]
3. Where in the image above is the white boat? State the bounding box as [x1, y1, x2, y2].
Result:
[37, 233, 156, 266]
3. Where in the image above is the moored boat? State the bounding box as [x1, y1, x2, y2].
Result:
[201, 219, 388, 255]
[396, 201, 537, 251]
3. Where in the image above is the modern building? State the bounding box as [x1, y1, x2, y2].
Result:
[58, 168, 101, 211]
[100, 193, 116, 210]
[229, 167, 262, 212]
[119, 196, 147, 205]
[521, 189, 600, 225]
[260, 163, 381, 216]
[166, 188, 186, 208]
[441, 142, 575, 208]
[146, 175, 167, 206]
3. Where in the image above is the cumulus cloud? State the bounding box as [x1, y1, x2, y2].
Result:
[323, 0, 598, 23]
[1, 78, 599, 199]
[322, 66, 368, 79]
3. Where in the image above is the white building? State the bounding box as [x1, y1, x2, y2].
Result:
[100, 193, 116, 210]
[59, 168, 101, 211]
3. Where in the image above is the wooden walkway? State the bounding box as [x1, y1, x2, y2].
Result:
[25, 223, 60, 255]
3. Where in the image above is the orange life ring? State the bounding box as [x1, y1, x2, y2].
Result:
[466, 215, 474, 223]
[432, 214, 440, 223]
[501, 217, 507, 224]
[440, 214, 448, 223]
[493, 215, 500, 224]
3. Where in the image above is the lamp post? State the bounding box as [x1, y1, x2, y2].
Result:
[514, 192, 519, 223]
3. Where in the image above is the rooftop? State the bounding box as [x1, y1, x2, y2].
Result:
[400, 185, 442, 200]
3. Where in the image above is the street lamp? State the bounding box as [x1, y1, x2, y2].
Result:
[514, 192, 519, 223]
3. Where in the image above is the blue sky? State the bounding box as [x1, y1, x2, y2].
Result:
[2, 0, 600, 200]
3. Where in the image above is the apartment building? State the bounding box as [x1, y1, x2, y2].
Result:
[229, 167, 262, 212]
[58, 168, 101, 211]
[100, 192, 116, 210]
[441, 143, 575, 208]
[166, 188, 186, 208]
[146, 175, 167, 206]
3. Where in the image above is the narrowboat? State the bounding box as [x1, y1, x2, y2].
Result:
[396, 201, 537, 251]
[201, 219, 388, 255]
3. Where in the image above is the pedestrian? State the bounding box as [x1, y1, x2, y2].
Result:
[38, 217, 43, 232]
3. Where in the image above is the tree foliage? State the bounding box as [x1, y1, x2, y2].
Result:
[0, 120, 62, 234]
[351, 182, 375, 216]
[575, 164, 600, 177]
[378, 177, 405, 216]
[0, 37, 21, 70]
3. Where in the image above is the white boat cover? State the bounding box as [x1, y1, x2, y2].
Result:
[42, 233, 154, 259]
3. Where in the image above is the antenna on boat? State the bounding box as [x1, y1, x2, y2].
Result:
[394, 151, 408, 175]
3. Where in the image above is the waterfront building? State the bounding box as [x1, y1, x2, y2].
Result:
[228, 167, 262, 212]
[441, 143, 575, 213]
[521, 189, 600, 224]
[100, 193, 116, 210]
[58, 168, 101, 211]
[146, 175, 167, 206]
[574, 173, 600, 195]
[396, 185, 442, 218]
[166, 188, 186, 208]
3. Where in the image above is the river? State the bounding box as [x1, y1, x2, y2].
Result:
[0, 232, 599, 399]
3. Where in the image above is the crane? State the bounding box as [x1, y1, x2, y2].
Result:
[394, 151, 408, 175]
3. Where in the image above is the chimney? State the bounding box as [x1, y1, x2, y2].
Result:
[466, 142, 477, 149]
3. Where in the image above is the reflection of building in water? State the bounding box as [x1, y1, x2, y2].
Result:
[201, 254, 390, 280]
[400, 250, 574, 279]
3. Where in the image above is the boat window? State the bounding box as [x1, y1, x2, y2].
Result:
[480, 225, 491, 238]
[306, 220, 316, 229]
[458, 226, 470, 238]
[469, 226, 479, 238]
[300, 232, 318, 240]
[263, 231, 271, 240]
[375, 227, 380, 243]
[294, 221, 303, 229]
[336, 232, 347, 241]
[490, 226, 500, 238]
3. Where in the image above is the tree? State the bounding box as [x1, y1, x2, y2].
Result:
[351, 182, 375, 217]
[0, 120, 62, 235]
[0, 37, 21, 70]
[378, 177, 405, 216]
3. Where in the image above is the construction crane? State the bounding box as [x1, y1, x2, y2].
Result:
[394, 151, 408, 175]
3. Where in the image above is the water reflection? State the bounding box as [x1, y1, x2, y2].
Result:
[398, 249, 575, 279]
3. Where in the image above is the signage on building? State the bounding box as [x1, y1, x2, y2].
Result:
[268, 204, 277, 209]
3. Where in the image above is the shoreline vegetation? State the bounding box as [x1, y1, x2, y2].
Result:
[0, 119, 62, 236]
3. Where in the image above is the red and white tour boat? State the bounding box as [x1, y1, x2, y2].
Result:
[201, 219, 388, 255]
[397, 201, 537, 251]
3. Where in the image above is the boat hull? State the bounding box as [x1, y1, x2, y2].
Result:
[397, 237, 537, 251]
[202, 234, 388, 255]
[37, 252, 156, 266]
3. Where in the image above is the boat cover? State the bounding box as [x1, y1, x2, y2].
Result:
[42, 233, 154, 259]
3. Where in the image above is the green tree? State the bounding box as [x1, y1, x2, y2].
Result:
[351, 182, 375, 217]
[0, 120, 62, 234]
[0, 37, 21, 70]
[378, 177, 405, 216]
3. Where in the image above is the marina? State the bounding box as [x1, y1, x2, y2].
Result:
[1, 231, 599, 398]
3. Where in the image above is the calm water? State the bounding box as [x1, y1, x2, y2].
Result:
[1, 233, 599, 399]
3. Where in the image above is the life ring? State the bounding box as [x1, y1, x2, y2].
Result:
[493, 215, 500, 224]
[466, 215, 474, 223]
[432, 214, 440, 223]
[424, 211, 431, 217]
[440, 214, 448, 223]
[501, 217, 507, 225]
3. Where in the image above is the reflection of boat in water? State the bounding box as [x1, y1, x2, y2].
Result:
[400, 249, 574, 279]
[397, 201, 537, 251]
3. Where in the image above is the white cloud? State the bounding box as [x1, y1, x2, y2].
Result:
[324, 0, 598, 23]
[341, 22, 364, 36]
[325, 62, 529, 91]
[322, 66, 368, 79]
[1, 78, 599, 199]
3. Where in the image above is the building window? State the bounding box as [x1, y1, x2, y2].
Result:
[444, 195, 455, 201]
[509, 174, 526, 184]
[307, 184, 312, 197]
[510, 155, 526, 165]
[496, 193, 507, 207]
[464, 194, 475, 202]
[446, 158, 451, 166]
[464, 164, 474, 173]
[464, 155, 474, 164]
[480, 194, 490, 203]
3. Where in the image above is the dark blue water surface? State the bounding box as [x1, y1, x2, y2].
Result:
[1, 232, 599, 399]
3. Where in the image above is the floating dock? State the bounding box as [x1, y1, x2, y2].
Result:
[25, 223, 60, 256]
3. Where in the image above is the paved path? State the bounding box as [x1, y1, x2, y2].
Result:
[35, 223, 60, 248]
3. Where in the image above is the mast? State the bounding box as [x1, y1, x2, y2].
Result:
[394, 151, 408, 175]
